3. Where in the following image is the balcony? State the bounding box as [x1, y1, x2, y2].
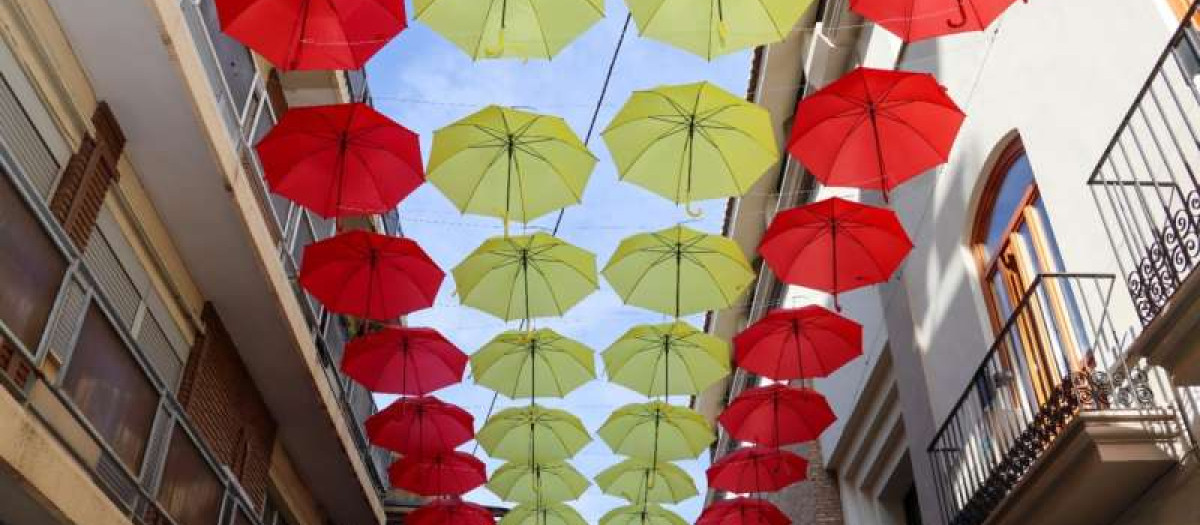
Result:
[927, 274, 1182, 525]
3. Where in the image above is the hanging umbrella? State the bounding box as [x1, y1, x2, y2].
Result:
[788, 67, 965, 200]
[597, 401, 715, 461]
[476, 405, 591, 462]
[759, 197, 912, 309]
[257, 103, 423, 219]
[594, 458, 698, 504]
[623, 0, 815, 60]
[706, 447, 808, 493]
[599, 504, 688, 525]
[850, 0, 1021, 43]
[602, 82, 778, 207]
[603, 321, 730, 397]
[388, 451, 487, 496]
[298, 231, 444, 320]
[488, 461, 590, 503]
[696, 498, 789, 525]
[217, 0, 406, 70]
[471, 329, 596, 399]
[719, 384, 836, 447]
[429, 106, 596, 223]
[734, 306, 861, 381]
[409, 499, 496, 525]
[454, 233, 598, 321]
[414, 0, 604, 60]
[341, 326, 467, 395]
[364, 396, 474, 456]
[604, 225, 754, 317]
[499, 503, 588, 525]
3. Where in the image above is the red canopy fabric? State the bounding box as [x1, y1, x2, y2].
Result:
[257, 103, 423, 219]
[718, 385, 836, 447]
[759, 197, 912, 308]
[788, 67, 964, 199]
[706, 447, 809, 493]
[388, 451, 487, 497]
[408, 499, 495, 525]
[342, 326, 467, 395]
[697, 498, 790, 525]
[735, 306, 862, 381]
[365, 396, 474, 456]
[299, 231, 443, 320]
[217, 0, 405, 70]
[850, 0, 1021, 43]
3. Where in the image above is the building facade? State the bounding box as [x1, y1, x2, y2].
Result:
[700, 0, 1200, 524]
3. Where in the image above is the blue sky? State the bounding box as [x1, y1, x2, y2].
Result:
[368, 2, 752, 521]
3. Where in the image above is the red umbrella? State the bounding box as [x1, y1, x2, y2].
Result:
[706, 447, 808, 493]
[735, 306, 862, 381]
[787, 67, 964, 200]
[299, 230, 443, 320]
[365, 396, 474, 456]
[697, 498, 789, 525]
[718, 385, 836, 447]
[850, 0, 1021, 43]
[759, 197, 912, 309]
[217, 0, 406, 70]
[342, 326, 467, 395]
[257, 103, 423, 219]
[409, 499, 495, 525]
[388, 451, 487, 497]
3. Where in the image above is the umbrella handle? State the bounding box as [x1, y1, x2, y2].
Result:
[486, 28, 505, 57]
[685, 201, 704, 218]
[718, 20, 730, 43]
[947, 0, 968, 28]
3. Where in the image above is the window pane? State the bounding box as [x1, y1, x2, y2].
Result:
[983, 155, 1035, 257]
[60, 306, 158, 470]
[0, 169, 67, 349]
[158, 424, 224, 525]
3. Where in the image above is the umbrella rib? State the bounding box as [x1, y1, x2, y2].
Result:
[523, 0, 555, 57]
[611, 122, 691, 181]
[876, 108, 957, 160]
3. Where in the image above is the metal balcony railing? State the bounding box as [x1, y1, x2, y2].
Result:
[927, 274, 1158, 525]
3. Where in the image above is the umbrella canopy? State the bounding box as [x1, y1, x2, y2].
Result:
[706, 447, 808, 493]
[599, 504, 688, 525]
[488, 461, 590, 503]
[429, 106, 596, 223]
[365, 396, 474, 456]
[409, 499, 497, 525]
[788, 67, 965, 199]
[414, 0, 604, 60]
[719, 384, 837, 447]
[499, 503, 588, 525]
[604, 225, 754, 317]
[471, 329, 596, 399]
[598, 401, 715, 461]
[603, 321, 730, 397]
[603, 82, 778, 205]
[595, 458, 698, 504]
[850, 0, 1021, 43]
[477, 405, 591, 462]
[298, 231, 444, 320]
[624, 0, 815, 60]
[696, 498, 789, 525]
[454, 233, 598, 321]
[217, 0, 405, 70]
[734, 306, 862, 381]
[759, 197, 912, 308]
[341, 326, 467, 395]
[256, 103, 423, 219]
[388, 451, 487, 497]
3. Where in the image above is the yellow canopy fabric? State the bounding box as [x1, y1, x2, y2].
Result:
[471, 328, 596, 399]
[624, 0, 815, 59]
[488, 460, 590, 503]
[599, 504, 688, 525]
[415, 0, 604, 60]
[603, 321, 730, 397]
[597, 401, 715, 461]
[595, 458, 698, 504]
[500, 503, 588, 525]
[454, 233, 598, 321]
[477, 405, 592, 462]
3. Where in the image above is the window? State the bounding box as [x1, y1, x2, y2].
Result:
[0, 167, 67, 350]
[157, 424, 224, 525]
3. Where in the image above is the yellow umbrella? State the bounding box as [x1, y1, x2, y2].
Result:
[471, 328, 596, 399]
[600, 504, 688, 525]
[488, 460, 590, 503]
[477, 405, 592, 462]
[624, 0, 815, 60]
[500, 503, 588, 525]
[429, 106, 596, 223]
[597, 401, 715, 461]
[454, 233, 598, 321]
[603, 321, 730, 397]
[595, 458, 698, 504]
[415, 0, 604, 60]
[603, 82, 778, 207]
[603, 225, 755, 317]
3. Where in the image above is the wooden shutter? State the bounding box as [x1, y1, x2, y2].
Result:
[1168, 0, 1200, 26]
[50, 102, 125, 249]
[265, 69, 289, 117]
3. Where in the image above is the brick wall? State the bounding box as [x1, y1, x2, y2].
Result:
[763, 441, 846, 525]
[179, 303, 277, 510]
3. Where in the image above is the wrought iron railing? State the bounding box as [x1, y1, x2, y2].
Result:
[927, 274, 1158, 525]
